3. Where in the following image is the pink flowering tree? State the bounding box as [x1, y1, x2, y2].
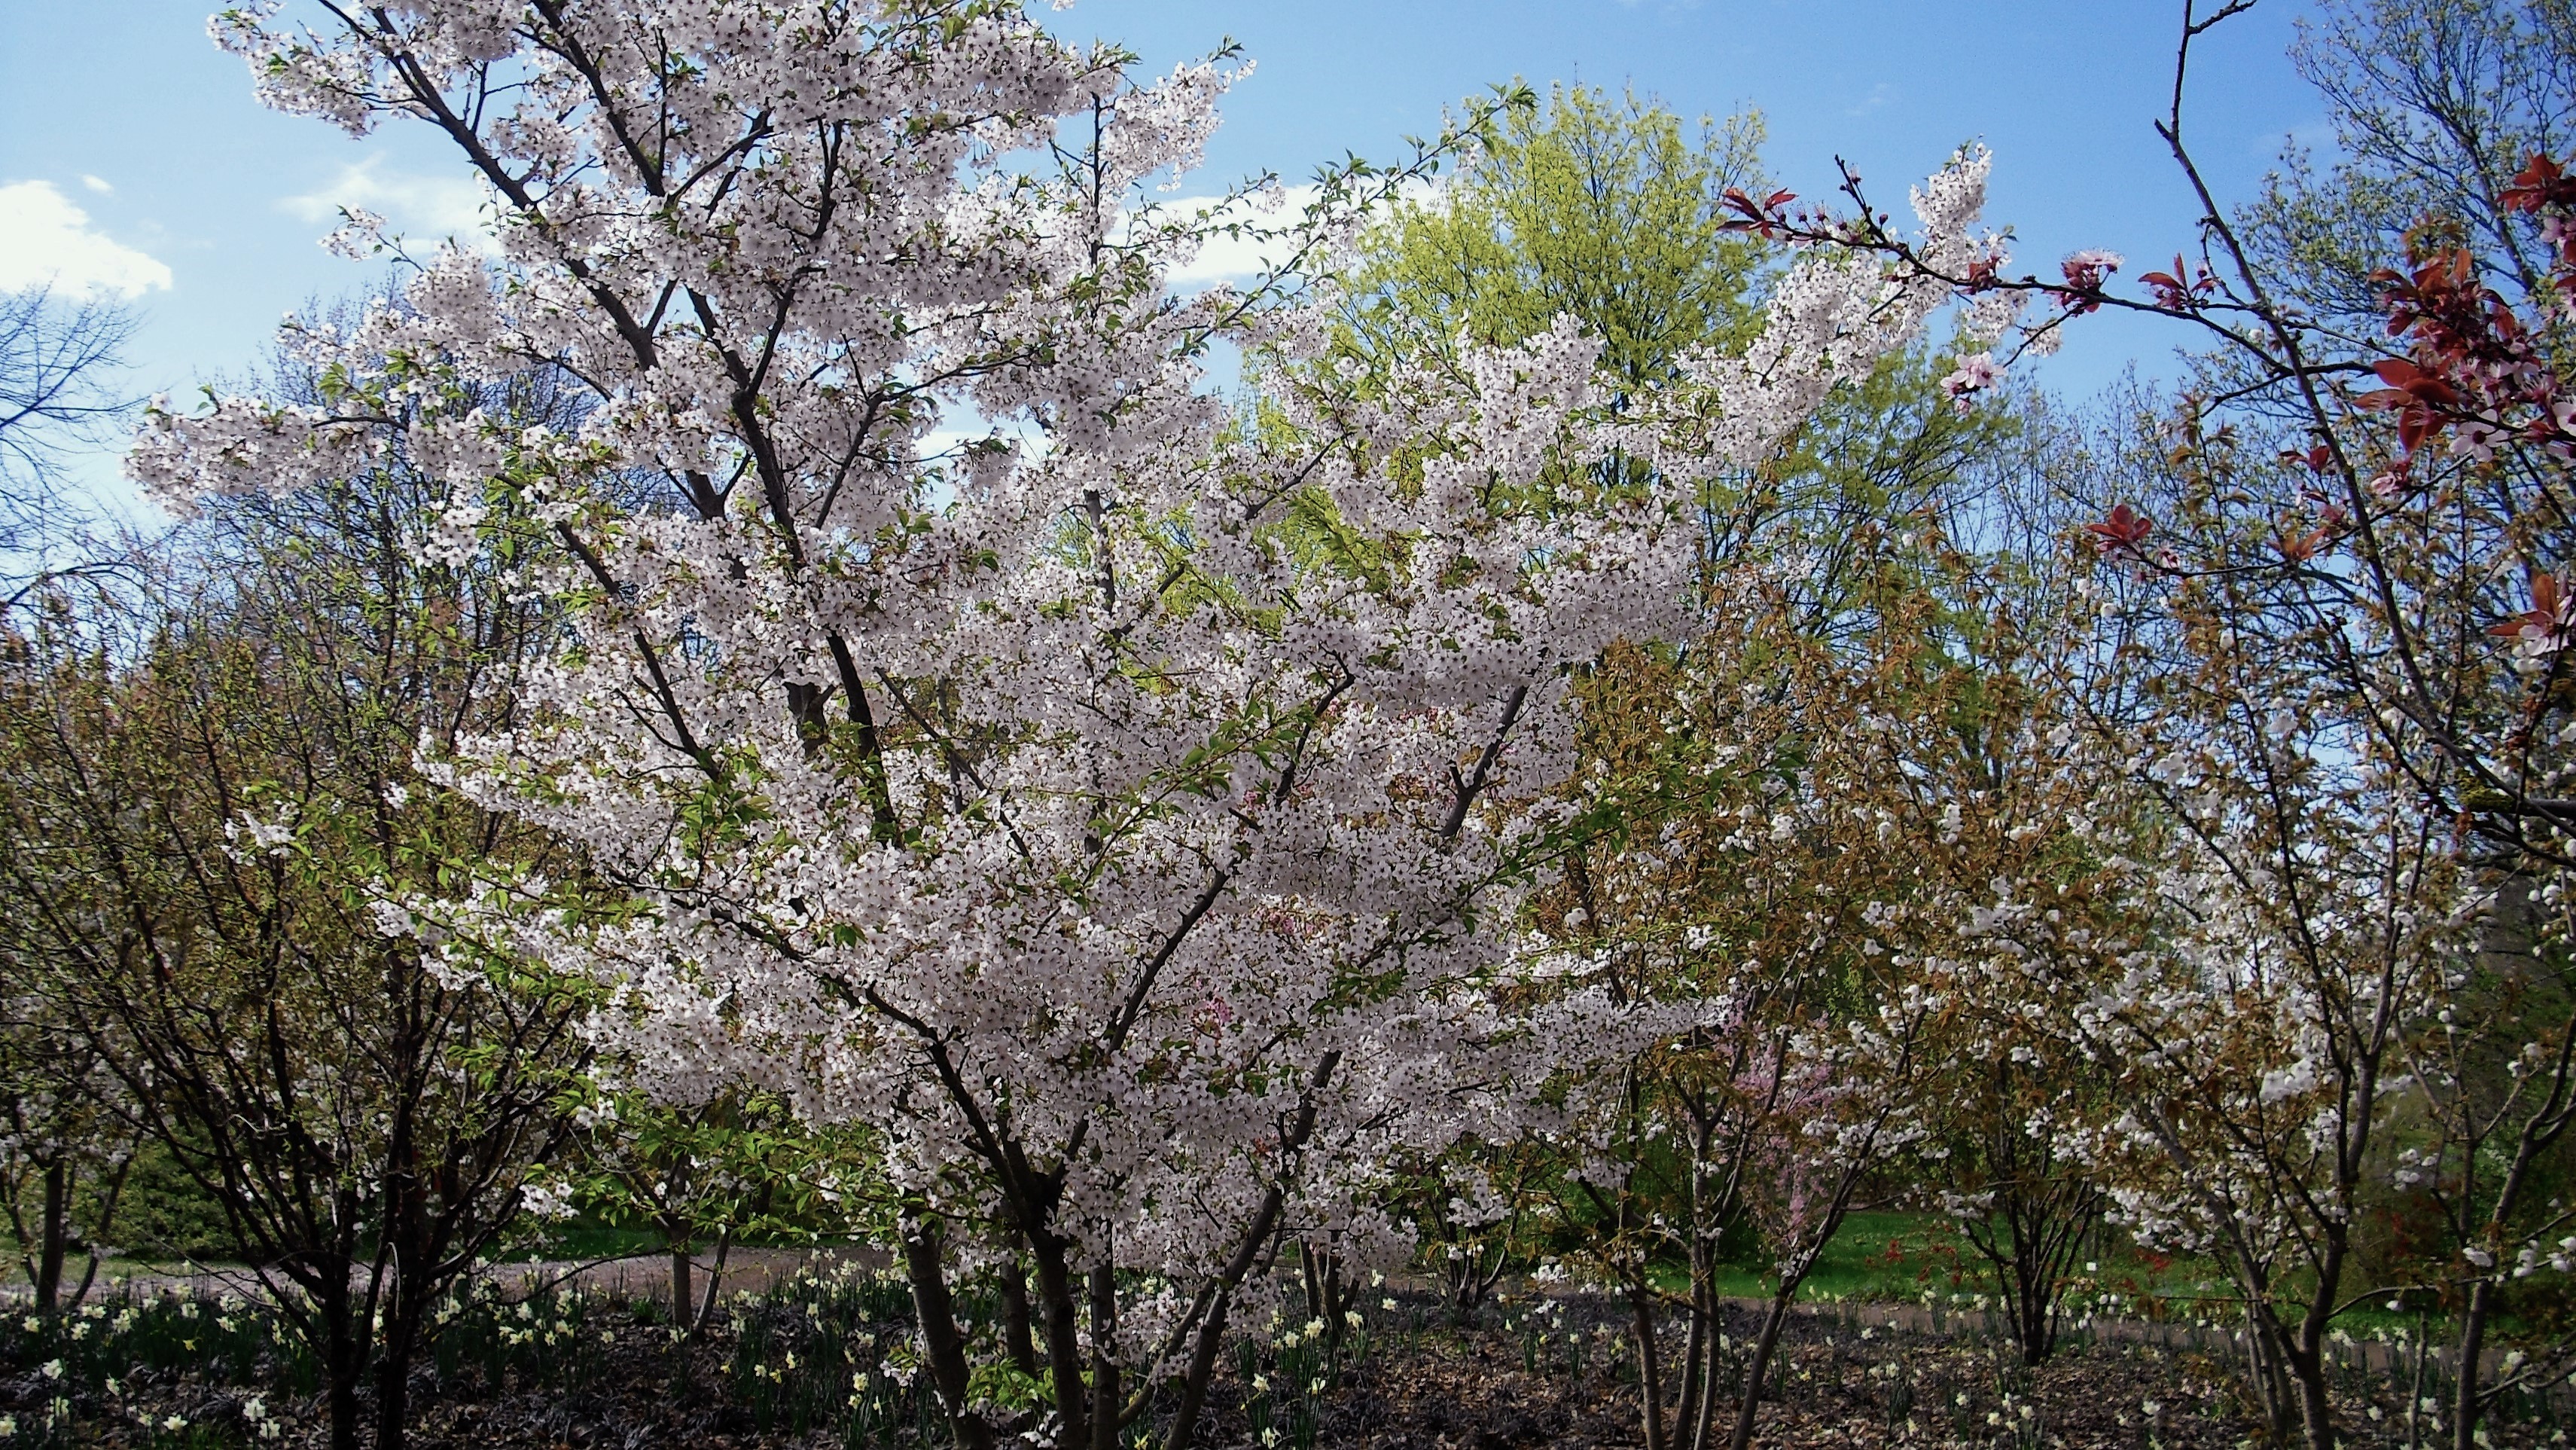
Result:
[141, 4, 1990, 1445]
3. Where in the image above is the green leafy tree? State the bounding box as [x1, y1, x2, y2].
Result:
[550, 1085, 872, 1340]
[1340, 84, 1770, 393]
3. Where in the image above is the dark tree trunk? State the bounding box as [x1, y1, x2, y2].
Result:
[33, 1160, 66, 1313]
[670, 1245, 694, 1332]
[1724, 1290, 1793, 1450]
[1672, 1260, 1709, 1450]
[373, 1300, 424, 1450]
[316, 1272, 367, 1450]
[1629, 1285, 1667, 1450]
[1299, 1240, 1351, 1360]
[901, 1216, 995, 1450]
[1163, 1292, 1233, 1450]
[1025, 1225, 1094, 1450]
[1087, 1263, 1121, 1450]
[999, 1244, 1039, 1378]
[692, 1231, 732, 1336]
[2452, 1275, 2495, 1450]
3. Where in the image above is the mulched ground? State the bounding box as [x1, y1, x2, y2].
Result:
[6, 1290, 2565, 1448]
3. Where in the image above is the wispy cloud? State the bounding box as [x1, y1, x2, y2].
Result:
[282, 155, 495, 252]
[79, 175, 111, 195]
[1149, 179, 1437, 285]
[0, 180, 172, 298]
[1847, 83, 1898, 119]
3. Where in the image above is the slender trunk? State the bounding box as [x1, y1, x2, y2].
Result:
[62, 1155, 130, 1312]
[2238, 1305, 2298, 1446]
[33, 1160, 66, 1313]
[1026, 1227, 1093, 1449]
[899, 1215, 995, 1450]
[2288, 1330, 2336, 1450]
[1161, 1157, 1304, 1450]
[2286, 1249, 2343, 1450]
[376, 963, 428, 1450]
[1676, 1109, 1720, 1450]
[2406, 1314, 2429, 1450]
[1724, 1290, 1794, 1450]
[318, 1273, 366, 1450]
[670, 1244, 694, 1333]
[1672, 1258, 1708, 1450]
[2241, 1318, 2282, 1432]
[1629, 1285, 1667, 1450]
[1689, 1299, 1727, 1450]
[2449, 1278, 2494, 1450]
[2014, 1232, 2051, 1366]
[2211, 1231, 2297, 1445]
[1162, 1291, 1233, 1450]
[1087, 1263, 1121, 1450]
[693, 1229, 732, 1334]
[665, 1152, 696, 1328]
[1000, 1242, 1039, 1378]
[1300, 1239, 1348, 1356]
[373, 1297, 424, 1450]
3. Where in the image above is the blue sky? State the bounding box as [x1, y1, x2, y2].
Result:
[1, 1, 2326, 509]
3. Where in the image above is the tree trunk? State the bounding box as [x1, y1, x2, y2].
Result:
[1160, 1164, 1300, 1450]
[33, 1160, 66, 1313]
[60, 1155, 130, 1312]
[2283, 1248, 2344, 1450]
[670, 1244, 694, 1331]
[1298, 1244, 1339, 1339]
[1672, 1259, 1709, 1450]
[1688, 1296, 1727, 1450]
[1299, 1240, 1352, 1361]
[899, 1215, 995, 1450]
[373, 1299, 424, 1450]
[2014, 1238, 2051, 1366]
[2450, 1276, 2495, 1450]
[317, 1274, 367, 1450]
[1088, 1263, 1121, 1450]
[1162, 1290, 1233, 1450]
[1025, 1226, 1094, 1450]
[2287, 1332, 2335, 1450]
[1724, 1289, 1794, 1450]
[692, 1230, 732, 1336]
[1000, 1242, 1039, 1378]
[1629, 1284, 1667, 1450]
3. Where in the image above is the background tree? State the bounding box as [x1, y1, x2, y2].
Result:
[0, 990, 135, 1314]
[0, 286, 145, 1311]
[0, 341, 596, 1450]
[551, 1084, 863, 1339]
[0, 285, 133, 575]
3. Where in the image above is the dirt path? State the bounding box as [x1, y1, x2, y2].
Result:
[5, 1243, 886, 1310]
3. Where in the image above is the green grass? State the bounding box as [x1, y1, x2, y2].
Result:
[1655, 1210, 2513, 1347]
[490, 1221, 667, 1263]
[1672, 1210, 2234, 1315]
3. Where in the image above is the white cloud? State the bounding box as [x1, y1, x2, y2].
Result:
[79, 175, 111, 194]
[1150, 179, 1437, 285]
[282, 155, 496, 252]
[0, 180, 172, 298]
